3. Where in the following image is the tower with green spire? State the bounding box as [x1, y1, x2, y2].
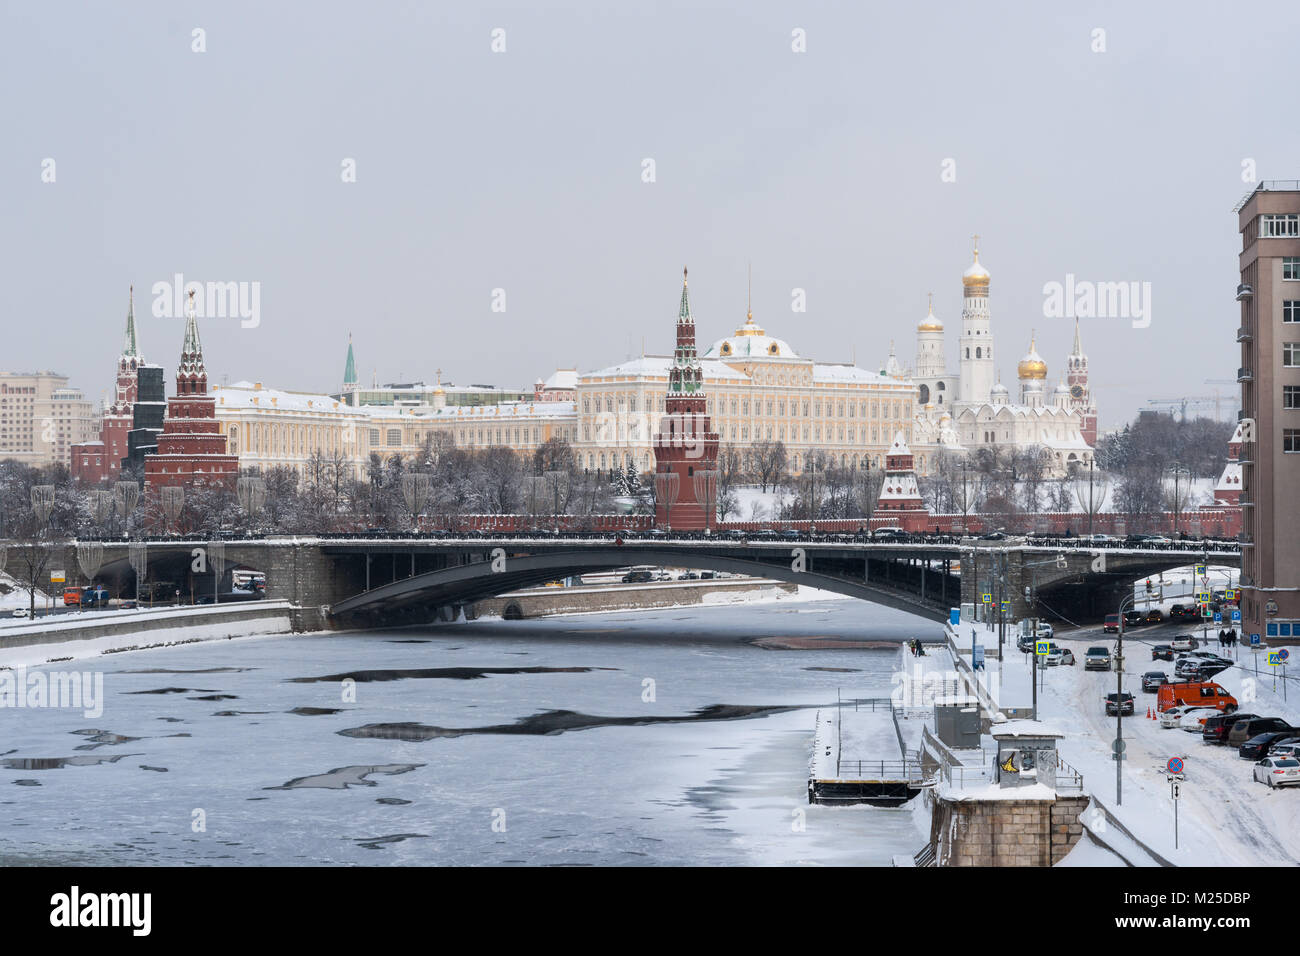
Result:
[342, 334, 359, 403]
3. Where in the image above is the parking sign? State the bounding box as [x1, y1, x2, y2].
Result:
[1213, 612, 1222, 624]
[1231, 609, 1241, 623]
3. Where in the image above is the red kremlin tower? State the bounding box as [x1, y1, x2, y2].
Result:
[71, 287, 145, 483]
[652, 268, 719, 530]
[143, 291, 239, 492]
[871, 431, 931, 531]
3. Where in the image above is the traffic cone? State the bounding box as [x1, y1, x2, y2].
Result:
[1147, 707, 1154, 720]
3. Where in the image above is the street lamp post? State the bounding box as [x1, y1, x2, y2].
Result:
[1115, 593, 1137, 806]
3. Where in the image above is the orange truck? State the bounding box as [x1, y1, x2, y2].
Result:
[1156, 680, 1238, 714]
[62, 586, 83, 606]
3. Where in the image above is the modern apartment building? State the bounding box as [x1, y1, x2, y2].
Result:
[1235, 181, 1300, 642]
[0, 371, 98, 468]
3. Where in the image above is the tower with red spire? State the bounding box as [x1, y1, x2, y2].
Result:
[143, 291, 239, 492]
[652, 268, 719, 530]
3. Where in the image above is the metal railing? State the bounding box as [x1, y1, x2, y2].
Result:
[834, 754, 926, 781]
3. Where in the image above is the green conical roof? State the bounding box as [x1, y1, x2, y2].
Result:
[679, 267, 692, 321]
[343, 334, 357, 386]
[123, 285, 138, 357]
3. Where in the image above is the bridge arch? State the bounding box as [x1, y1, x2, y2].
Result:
[328, 548, 952, 625]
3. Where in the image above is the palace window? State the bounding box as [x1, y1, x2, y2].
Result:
[386, 429, 401, 446]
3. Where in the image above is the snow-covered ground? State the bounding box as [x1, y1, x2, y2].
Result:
[944, 615, 1300, 866]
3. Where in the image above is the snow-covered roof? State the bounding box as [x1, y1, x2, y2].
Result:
[215, 383, 349, 414]
[420, 401, 576, 420]
[991, 719, 1064, 738]
[581, 356, 750, 383]
[704, 331, 798, 360]
[543, 368, 578, 390]
[812, 363, 910, 385]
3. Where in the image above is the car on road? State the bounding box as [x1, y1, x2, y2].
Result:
[1253, 757, 1300, 788]
[1105, 692, 1135, 716]
[10, 607, 30, 618]
[1201, 712, 1259, 745]
[1045, 647, 1075, 666]
[1229, 717, 1298, 749]
[621, 570, 654, 584]
[1174, 656, 1232, 680]
[1170, 635, 1200, 652]
[676, 571, 699, 580]
[871, 527, 907, 541]
[1103, 613, 1121, 633]
[1084, 646, 1112, 671]
[977, 531, 1008, 540]
[1239, 731, 1299, 760]
[1123, 610, 1145, 629]
[780, 529, 801, 541]
[1144, 609, 1164, 624]
[1141, 671, 1168, 693]
[1151, 644, 1175, 661]
[1034, 622, 1055, 640]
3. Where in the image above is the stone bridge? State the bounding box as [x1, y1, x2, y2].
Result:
[14, 536, 1239, 632]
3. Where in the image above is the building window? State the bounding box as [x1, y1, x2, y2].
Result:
[1286, 429, 1300, 453]
[1285, 301, 1300, 323]
[1285, 343, 1300, 368]
[1261, 214, 1300, 238]
[387, 428, 401, 446]
[1285, 258, 1300, 281]
[1285, 385, 1300, 410]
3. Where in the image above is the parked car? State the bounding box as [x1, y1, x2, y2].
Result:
[676, 571, 699, 581]
[1176, 658, 1232, 681]
[1179, 708, 1220, 732]
[1151, 644, 1175, 661]
[1240, 731, 1298, 760]
[1266, 739, 1300, 761]
[621, 570, 654, 584]
[1170, 635, 1200, 652]
[1201, 712, 1259, 745]
[1084, 646, 1112, 671]
[1253, 757, 1300, 788]
[1105, 692, 1135, 716]
[1160, 704, 1211, 729]
[1141, 671, 1169, 693]
[1103, 614, 1121, 633]
[1228, 717, 1298, 749]
[11, 607, 30, 618]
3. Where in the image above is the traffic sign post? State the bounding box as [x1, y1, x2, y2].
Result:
[1171, 778, 1181, 849]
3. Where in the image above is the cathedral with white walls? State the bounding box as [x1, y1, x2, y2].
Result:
[910, 240, 1098, 475]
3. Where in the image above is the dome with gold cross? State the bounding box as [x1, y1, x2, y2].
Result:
[962, 236, 990, 294]
[1017, 331, 1048, 380]
[918, 294, 943, 332]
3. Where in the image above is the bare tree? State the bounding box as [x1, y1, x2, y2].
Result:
[747, 440, 788, 494]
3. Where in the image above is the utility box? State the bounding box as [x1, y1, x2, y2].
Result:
[935, 696, 982, 749]
[992, 721, 1064, 790]
[960, 602, 975, 624]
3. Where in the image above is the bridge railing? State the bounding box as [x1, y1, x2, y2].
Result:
[831, 755, 927, 782]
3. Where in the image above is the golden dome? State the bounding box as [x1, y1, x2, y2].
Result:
[1017, 331, 1048, 380]
[918, 294, 943, 332]
[962, 236, 990, 290]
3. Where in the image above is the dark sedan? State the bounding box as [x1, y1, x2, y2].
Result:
[1151, 645, 1174, 661]
[1105, 693, 1136, 716]
[1239, 731, 1297, 760]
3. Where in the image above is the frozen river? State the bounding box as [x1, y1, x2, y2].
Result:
[0, 593, 944, 866]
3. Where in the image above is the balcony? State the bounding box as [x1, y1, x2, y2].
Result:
[1237, 367, 1254, 383]
[1236, 283, 1254, 301]
[1236, 326, 1253, 342]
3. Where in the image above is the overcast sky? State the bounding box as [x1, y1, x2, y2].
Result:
[4, 0, 1298, 428]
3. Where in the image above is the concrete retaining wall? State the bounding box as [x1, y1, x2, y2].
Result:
[931, 792, 1089, 866]
[475, 579, 797, 619]
[0, 601, 294, 651]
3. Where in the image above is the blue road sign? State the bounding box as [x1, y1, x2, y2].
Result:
[1213, 612, 1222, 624]
[1251, 633, 1261, 646]
[1231, 609, 1242, 623]
[1167, 757, 1184, 774]
[1281, 649, 1291, 663]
